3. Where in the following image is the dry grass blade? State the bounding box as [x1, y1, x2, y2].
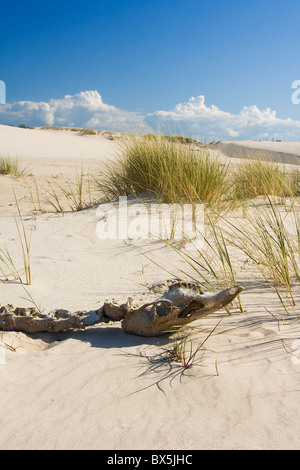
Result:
[25, 177, 44, 212]
[43, 168, 96, 213]
[20, 285, 44, 313]
[221, 197, 299, 305]
[13, 190, 32, 285]
[117, 319, 222, 392]
[291, 200, 300, 256]
[0, 336, 16, 352]
[0, 245, 22, 282]
[57, 169, 85, 211]
[44, 181, 65, 213]
[0, 192, 32, 284]
[146, 207, 244, 313]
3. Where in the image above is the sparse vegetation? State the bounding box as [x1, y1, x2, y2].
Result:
[2, 131, 300, 319]
[143, 133, 203, 146]
[78, 128, 98, 136]
[90, 133, 300, 313]
[173, 210, 244, 312]
[289, 169, 300, 196]
[18, 124, 35, 129]
[0, 156, 30, 177]
[40, 126, 82, 131]
[95, 134, 231, 209]
[95, 135, 300, 212]
[40, 126, 100, 135]
[144, 319, 222, 371]
[0, 193, 32, 284]
[43, 168, 95, 213]
[13, 192, 32, 285]
[118, 319, 222, 389]
[221, 197, 300, 305]
[232, 158, 299, 200]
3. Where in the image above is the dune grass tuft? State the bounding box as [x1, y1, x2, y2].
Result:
[232, 158, 300, 200]
[95, 134, 231, 209]
[0, 156, 29, 177]
[78, 128, 98, 136]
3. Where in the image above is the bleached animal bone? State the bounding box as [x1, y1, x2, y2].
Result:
[0, 282, 243, 336]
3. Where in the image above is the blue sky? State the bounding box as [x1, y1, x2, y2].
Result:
[1, 0, 300, 140]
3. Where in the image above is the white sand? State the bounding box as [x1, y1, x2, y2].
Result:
[225, 139, 300, 155]
[0, 125, 119, 162]
[0, 126, 300, 450]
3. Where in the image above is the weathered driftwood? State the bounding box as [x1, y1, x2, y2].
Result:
[0, 282, 243, 336]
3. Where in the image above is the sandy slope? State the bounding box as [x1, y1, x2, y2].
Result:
[0, 126, 300, 450]
[0, 125, 122, 214]
[210, 140, 300, 165]
[0, 125, 120, 162]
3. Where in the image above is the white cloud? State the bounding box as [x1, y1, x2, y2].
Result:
[0, 90, 146, 132]
[0, 90, 300, 141]
[146, 95, 300, 141]
[226, 128, 240, 138]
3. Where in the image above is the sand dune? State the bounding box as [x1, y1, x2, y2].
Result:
[210, 140, 300, 165]
[0, 125, 299, 450]
[0, 125, 120, 162]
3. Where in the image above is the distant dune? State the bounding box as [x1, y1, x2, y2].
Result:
[0, 124, 121, 162]
[2, 124, 300, 166]
[209, 140, 300, 165]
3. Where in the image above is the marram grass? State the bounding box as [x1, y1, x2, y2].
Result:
[95, 135, 300, 211]
[0, 155, 29, 177]
[95, 134, 232, 209]
[221, 196, 300, 305]
[0, 192, 32, 284]
[232, 157, 300, 200]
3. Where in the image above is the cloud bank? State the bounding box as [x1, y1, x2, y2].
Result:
[0, 90, 300, 141]
[147, 95, 300, 141]
[0, 90, 145, 132]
